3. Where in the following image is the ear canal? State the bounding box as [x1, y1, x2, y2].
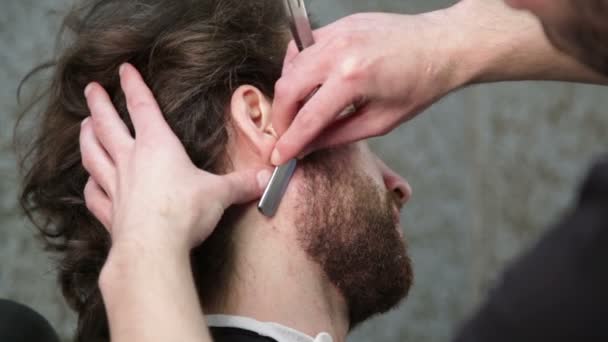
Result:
[251, 110, 262, 119]
[250, 110, 263, 128]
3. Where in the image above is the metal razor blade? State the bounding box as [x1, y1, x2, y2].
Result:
[258, 0, 356, 217]
[257, 0, 314, 217]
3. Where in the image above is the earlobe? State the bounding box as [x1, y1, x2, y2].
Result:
[229, 85, 277, 162]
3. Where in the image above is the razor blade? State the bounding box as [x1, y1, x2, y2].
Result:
[258, 0, 356, 217]
[257, 0, 314, 217]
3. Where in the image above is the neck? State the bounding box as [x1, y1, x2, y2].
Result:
[204, 208, 349, 342]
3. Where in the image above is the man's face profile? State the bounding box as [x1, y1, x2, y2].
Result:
[223, 82, 414, 328]
[295, 144, 413, 327]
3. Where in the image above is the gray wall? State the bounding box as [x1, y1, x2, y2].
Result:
[1, 0, 607, 341]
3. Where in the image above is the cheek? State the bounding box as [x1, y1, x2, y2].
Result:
[354, 144, 386, 189]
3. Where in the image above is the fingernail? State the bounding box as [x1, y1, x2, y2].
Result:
[297, 145, 315, 160]
[296, 151, 308, 160]
[119, 63, 127, 76]
[81, 117, 90, 126]
[257, 170, 272, 190]
[84, 83, 94, 97]
[271, 149, 281, 166]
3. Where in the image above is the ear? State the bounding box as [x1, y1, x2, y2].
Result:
[229, 85, 277, 164]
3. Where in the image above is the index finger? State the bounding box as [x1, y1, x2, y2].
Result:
[272, 24, 346, 139]
[271, 78, 357, 165]
[119, 63, 169, 137]
[272, 38, 332, 137]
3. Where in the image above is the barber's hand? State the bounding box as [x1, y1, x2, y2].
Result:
[80, 63, 271, 252]
[271, 12, 462, 165]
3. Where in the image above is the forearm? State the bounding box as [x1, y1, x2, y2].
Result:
[442, 0, 608, 87]
[99, 239, 212, 342]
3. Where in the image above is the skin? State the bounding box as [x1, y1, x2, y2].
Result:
[81, 0, 608, 341]
[85, 64, 411, 342]
[506, 0, 608, 75]
[269, 0, 608, 166]
[82, 63, 273, 342]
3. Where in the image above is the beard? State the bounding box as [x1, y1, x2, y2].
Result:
[295, 148, 413, 328]
[541, 0, 608, 76]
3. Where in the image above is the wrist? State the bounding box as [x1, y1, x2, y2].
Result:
[99, 238, 190, 295]
[457, 0, 546, 84]
[110, 217, 193, 255]
[433, 0, 543, 86]
[98, 235, 209, 342]
[418, 2, 483, 95]
[428, 0, 503, 88]
[440, 0, 607, 85]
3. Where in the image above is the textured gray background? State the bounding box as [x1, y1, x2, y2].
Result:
[1, 0, 607, 341]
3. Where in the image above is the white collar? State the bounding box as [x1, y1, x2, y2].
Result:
[207, 314, 334, 342]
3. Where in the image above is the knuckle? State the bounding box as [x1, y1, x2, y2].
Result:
[334, 34, 354, 50]
[128, 100, 153, 114]
[85, 197, 96, 214]
[339, 55, 367, 82]
[83, 181, 95, 205]
[90, 114, 110, 136]
[287, 41, 298, 54]
[89, 108, 106, 129]
[295, 110, 320, 137]
[80, 148, 93, 172]
[81, 116, 95, 133]
[113, 140, 132, 162]
[274, 78, 290, 98]
[282, 61, 295, 74]
[296, 108, 315, 127]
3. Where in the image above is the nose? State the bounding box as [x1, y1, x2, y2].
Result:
[376, 158, 412, 208]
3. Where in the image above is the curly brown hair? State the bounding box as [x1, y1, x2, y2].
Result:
[15, 1, 290, 340]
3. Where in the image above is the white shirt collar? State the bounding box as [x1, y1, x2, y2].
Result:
[207, 314, 334, 342]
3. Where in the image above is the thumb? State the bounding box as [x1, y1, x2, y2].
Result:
[218, 168, 272, 208]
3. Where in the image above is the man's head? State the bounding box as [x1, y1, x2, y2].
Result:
[17, 0, 413, 340]
[18, 1, 289, 339]
[224, 85, 415, 323]
[221, 65, 414, 327]
[505, 0, 608, 75]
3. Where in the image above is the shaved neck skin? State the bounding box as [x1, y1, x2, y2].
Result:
[203, 198, 350, 342]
